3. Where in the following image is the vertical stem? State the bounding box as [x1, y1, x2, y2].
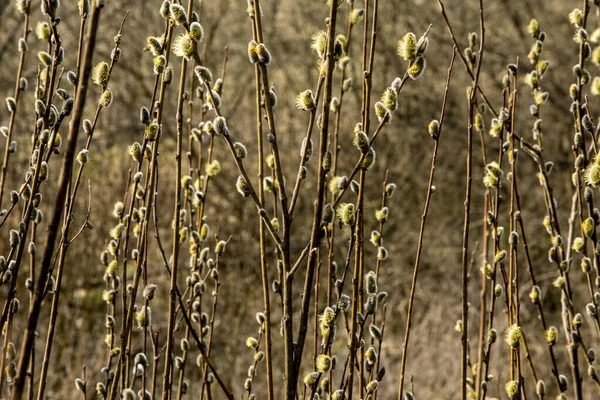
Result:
[249, 12, 274, 399]
[397, 48, 455, 399]
[461, 2, 485, 398]
[161, 45, 189, 400]
[291, 1, 339, 397]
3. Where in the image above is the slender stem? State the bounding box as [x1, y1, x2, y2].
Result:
[249, 13, 275, 400]
[461, 1, 485, 398]
[290, 2, 339, 397]
[397, 48, 456, 399]
[161, 37, 189, 400]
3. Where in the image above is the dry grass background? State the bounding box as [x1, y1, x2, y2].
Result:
[0, 0, 597, 398]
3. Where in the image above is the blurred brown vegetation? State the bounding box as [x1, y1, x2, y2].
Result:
[0, 0, 595, 398]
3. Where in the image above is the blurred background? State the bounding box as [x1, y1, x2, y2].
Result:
[0, 0, 594, 398]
